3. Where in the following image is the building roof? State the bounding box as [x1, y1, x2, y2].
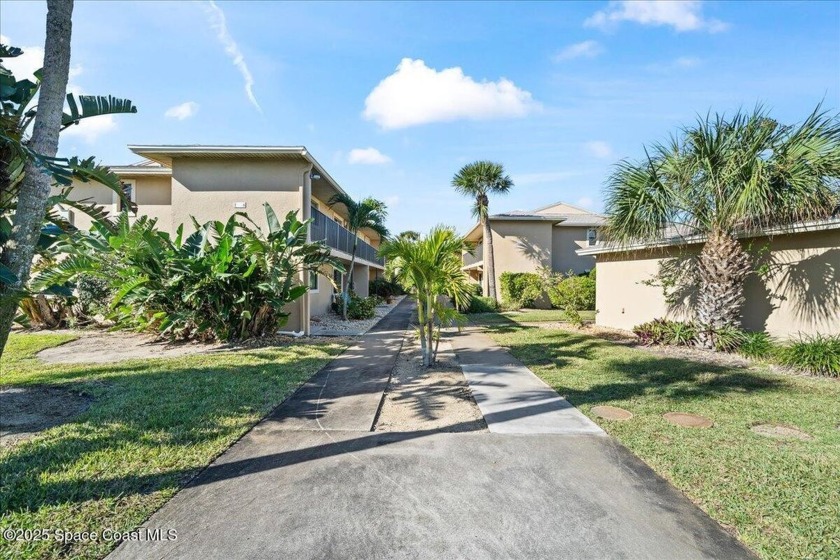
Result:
[576, 217, 840, 257]
[465, 201, 606, 241]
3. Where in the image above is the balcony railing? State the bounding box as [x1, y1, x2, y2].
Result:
[310, 208, 384, 266]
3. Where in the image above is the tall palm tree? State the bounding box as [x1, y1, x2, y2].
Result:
[380, 226, 473, 366]
[327, 193, 389, 320]
[452, 160, 513, 301]
[604, 106, 840, 348]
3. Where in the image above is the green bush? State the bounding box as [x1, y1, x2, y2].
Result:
[776, 334, 840, 377]
[347, 295, 377, 320]
[738, 331, 775, 359]
[548, 272, 596, 311]
[370, 277, 404, 299]
[465, 296, 498, 314]
[633, 319, 696, 346]
[499, 272, 542, 308]
[34, 207, 338, 342]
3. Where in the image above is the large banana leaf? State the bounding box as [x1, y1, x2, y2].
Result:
[62, 94, 137, 129]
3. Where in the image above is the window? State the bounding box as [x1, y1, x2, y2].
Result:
[333, 268, 343, 293]
[587, 228, 597, 247]
[309, 271, 319, 292]
[118, 180, 136, 213]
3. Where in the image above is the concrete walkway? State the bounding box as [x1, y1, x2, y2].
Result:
[451, 328, 604, 435]
[110, 300, 755, 560]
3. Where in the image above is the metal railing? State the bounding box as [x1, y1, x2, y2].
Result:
[310, 208, 384, 266]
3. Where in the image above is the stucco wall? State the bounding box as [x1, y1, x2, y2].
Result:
[551, 226, 596, 275]
[56, 176, 173, 232]
[489, 221, 553, 293]
[170, 158, 307, 234]
[595, 230, 840, 338]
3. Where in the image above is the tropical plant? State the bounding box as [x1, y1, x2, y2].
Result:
[327, 193, 388, 320]
[380, 226, 473, 366]
[604, 106, 840, 348]
[34, 205, 340, 341]
[0, 21, 137, 356]
[499, 272, 543, 308]
[452, 160, 513, 301]
[776, 333, 840, 377]
[738, 330, 775, 359]
[396, 230, 420, 241]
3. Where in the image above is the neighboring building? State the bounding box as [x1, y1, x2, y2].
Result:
[577, 219, 840, 339]
[54, 145, 385, 335]
[462, 201, 605, 299]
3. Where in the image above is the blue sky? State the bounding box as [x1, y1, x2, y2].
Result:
[2, 0, 839, 234]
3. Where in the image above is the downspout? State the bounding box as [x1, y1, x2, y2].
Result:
[301, 165, 313, 336]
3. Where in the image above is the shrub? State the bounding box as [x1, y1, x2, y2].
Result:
[74, 274, 111, 320]
[738, 331, 775, 359]
[465, 296, 498, 314]
[633, 319, 696, 346]
[548, 272, 595, 311]
[709, 325, 747, 352]
[776, 334, 840, 377]
[34, 207, 339, 342]
[370, 277, 404, 299]
[499, 272, 542, 308]
[347, 295, 377, 320]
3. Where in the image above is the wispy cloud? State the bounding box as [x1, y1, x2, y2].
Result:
[585, 1, 729, 33]
[646, 56, 702, 73]
[363, 58, 539, 129]
[62, 115, 118, 143]
[165, 101, 200, 120]
[583, 140, 613, 159]
[203, 1, 261, 112]
[347, 147, 392, 165]
[553, 40, 604, 62]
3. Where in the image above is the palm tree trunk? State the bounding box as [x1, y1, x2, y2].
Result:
[416, 293, 427, 364]
[342, 236, 358, 321]
[0, 0, 74, 358]
[694, 227, 752, 349]
[482, 216, 497, 300]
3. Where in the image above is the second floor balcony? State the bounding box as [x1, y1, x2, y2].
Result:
[310, 208, 384, 267]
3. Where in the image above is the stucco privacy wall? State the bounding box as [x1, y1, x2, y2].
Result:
[59, 176, 173, 232]
[595, 230, 840, 338]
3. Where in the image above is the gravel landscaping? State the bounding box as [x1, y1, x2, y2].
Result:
[311, 295, 406, 335]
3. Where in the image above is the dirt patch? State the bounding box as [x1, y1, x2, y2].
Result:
[663, 412, 714, 428]
[34, 330, 348, 365]
[591, 405, 634, 421]
[375, 333, 487, 433]
[0, 385, 93, 446]
[751, 423, 813, 441]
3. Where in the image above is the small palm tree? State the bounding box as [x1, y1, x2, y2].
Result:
[452, 160, 513, 301]
[604, 106, 840, 348]
[380, 226, 473, 366]
[327, 193, 389, 320]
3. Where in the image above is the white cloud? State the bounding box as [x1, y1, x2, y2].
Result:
[363, 58, 539, 129]
[385, 195, 400, 208]
[584, 140, 613, 159]
[61, 115, 117, 143]
[646, 56, 702, 72]
[347, 147, 392, 165]
[203, 1, 261, 112]
[165, 101, 200, 120]
[1, 35, 44, 80]
[553, 40, 604, 62]
[576, 196, 595, 208]
[584, 1, 729, 33]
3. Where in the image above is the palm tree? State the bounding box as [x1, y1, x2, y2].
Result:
[396, 230, 421, 241]
[1, 2, 134, 356]
[380, 226, 473, 366]
[327, 193, 389, 320]
[452, 160, 513, 301]
[604, 106, 840, 348]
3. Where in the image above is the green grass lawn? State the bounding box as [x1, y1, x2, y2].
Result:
[473, 315, 840, 560]
[472, 308, 596, 324]
[0, 333, 345, 560]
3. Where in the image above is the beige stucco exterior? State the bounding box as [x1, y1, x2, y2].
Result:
[52, 146, 384, 335]
[592, 228, 840, 339]
[462, 202, 603, 302]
